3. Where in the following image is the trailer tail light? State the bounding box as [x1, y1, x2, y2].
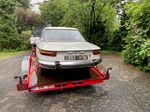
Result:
[40, 50, 57, 56]
[93, 50, 100, 55]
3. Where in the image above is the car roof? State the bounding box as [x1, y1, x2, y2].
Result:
[44, 27, 78, 30]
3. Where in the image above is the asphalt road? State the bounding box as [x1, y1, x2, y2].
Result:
[0, 52, 149, 112]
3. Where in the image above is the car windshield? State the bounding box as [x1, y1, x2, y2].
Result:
[43, 29, 85, 42]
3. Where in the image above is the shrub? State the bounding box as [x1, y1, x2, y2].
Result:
[20, 30, 32, 50]
[122, 0, 150, 72]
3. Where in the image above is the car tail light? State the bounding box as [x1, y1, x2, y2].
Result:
[40, 50, 57, 56]
[93, 50, 100, 55]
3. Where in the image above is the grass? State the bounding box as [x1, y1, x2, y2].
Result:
[0, 51, 27, 60]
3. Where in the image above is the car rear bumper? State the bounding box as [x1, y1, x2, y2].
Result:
[37, 58, 102, 69]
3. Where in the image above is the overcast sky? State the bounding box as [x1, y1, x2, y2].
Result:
[31, 0, 44, 4]
[31, 0, 44, 13]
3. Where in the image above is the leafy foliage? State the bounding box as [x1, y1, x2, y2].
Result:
[14, 7, 43, 33]
[109, 0, 129, 51]
[40, 0, 67, 26]
[122, 0, 150, 72]
[109, 29, 125, 51]
[14, 0, 30, 9]
[0, 0, 20, 50]
[0, 0, 40, 51]
[40, 0, 118, 49]
[20, 30, 32, 50]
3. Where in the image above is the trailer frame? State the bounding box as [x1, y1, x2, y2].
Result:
[14, 51, 111, 93]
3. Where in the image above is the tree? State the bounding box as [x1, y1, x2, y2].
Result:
[39, 0, 67, 26]
[14, 7, 43, 33]
[109, 0, 130, 51]
[14, 0, 30, 9]
[39, 0, 118, 49]
[0, 0, 20, 50]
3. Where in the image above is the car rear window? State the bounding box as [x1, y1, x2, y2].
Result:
[43, 29, 86, 42]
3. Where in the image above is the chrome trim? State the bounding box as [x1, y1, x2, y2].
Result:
[37, 58, 102, 69]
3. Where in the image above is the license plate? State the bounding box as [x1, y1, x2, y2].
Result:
[64, 55, 88, 60]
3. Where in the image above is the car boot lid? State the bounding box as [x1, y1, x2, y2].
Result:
[37, 42, 100, 51]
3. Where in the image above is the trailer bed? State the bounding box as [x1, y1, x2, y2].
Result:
[27, 67, 106, 92]
[32, 68, 100, 86]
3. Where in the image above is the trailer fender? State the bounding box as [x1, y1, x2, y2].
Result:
[21, 56, 30, 79]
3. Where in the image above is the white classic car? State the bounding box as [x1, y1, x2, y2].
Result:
[36, 27, 102, 69]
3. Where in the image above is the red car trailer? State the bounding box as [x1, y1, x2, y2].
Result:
[14, 50, 111, 93]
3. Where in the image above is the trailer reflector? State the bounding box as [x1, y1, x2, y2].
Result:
[30, 85, 55, 91]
